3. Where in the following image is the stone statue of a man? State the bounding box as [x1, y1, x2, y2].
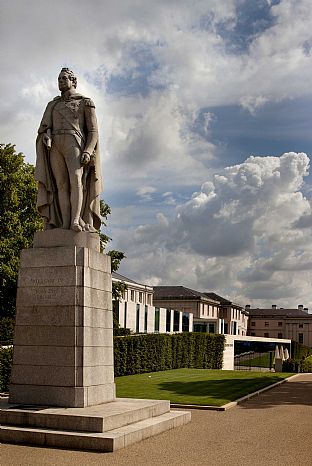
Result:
[35, 68, 102, 232]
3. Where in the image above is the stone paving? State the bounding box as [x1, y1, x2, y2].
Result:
[1, 373, 312, 465]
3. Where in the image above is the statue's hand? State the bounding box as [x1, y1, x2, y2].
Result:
[43, 133, 52, 148]
[81, 152, 91, 165]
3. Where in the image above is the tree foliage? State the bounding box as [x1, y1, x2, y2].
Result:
[99, 199, 127, 292]
[0, 144, 43, 318]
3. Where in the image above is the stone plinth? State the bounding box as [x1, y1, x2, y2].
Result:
[9, 230, 115, 408]
[0, 397, 191, 452]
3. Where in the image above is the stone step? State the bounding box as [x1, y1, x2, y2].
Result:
[0, 398, 170, 433]
[0, 410, 191, 452]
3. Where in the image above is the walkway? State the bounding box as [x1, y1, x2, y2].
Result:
[1, 374, 312, 466]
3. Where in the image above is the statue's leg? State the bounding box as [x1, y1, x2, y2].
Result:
[63, 136, 84, 232]
[50, 142, 71, 229]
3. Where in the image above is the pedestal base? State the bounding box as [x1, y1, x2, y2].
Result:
[0, 397, 191, 452]
[9, 231, 115, 407]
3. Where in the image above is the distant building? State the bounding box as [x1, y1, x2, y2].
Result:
[205, 293, 248, 336]
[153, 286, 247, 335]
[112, 273, 193, 334]
[246, 304, 312, 346]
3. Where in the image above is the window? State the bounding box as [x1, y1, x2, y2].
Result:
[173, 311, 180, 332]
[182, 312, 189, 332]
[278, 333, 283, 338]
[232, 321, 237, 335]
[208, 323, 215, 333]
[154, 308, 160, 332]
[224, 323, 228, 334]
[265, 322, 269, 327]
[299, 324, 303, 328]
[144, 305, 148, 333]
[251, 322, 255, 326]
[139, 292, 143, 303]
[136, 304, 140, 334]
[147, 294, 152, 305]
[113, 300, 119, 323]
[166, 309, 171, 332]
[299, 333, 304, 344]
[264, 332, 269, 337]
[124, 302, 127, 328]
[278, 322, 283, 327]
[251, 332, 256, 336]
[130, 290, 134, 301]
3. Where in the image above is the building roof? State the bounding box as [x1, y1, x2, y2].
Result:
[153, 286, 219, 303]
[112, 272, 153, 290]
[248, 308, 312, 318]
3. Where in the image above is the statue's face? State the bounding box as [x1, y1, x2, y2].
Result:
[58, 72, 74, 92]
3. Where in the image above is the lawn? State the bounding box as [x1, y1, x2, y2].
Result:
[237, 353, 272, 368]
[115, 368, 292, 406]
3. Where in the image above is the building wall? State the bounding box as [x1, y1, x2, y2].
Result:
[153, 299, 201, 317]
[115, 298, 193, 334]
[248, 316, 312, 346]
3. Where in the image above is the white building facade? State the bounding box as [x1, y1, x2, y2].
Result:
[112, 273, 193, 334]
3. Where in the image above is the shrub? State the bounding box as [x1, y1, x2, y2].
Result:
[0, 333, 225, 389]
[291, 341, 312, 360]
[0, 317, 15, 345]
[114, 332, 225, 377]
[282, 359, 299, 373]
[0, 346, 13, 392]
[300, 355, 312, 373]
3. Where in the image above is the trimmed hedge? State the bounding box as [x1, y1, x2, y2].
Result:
[0, 333, 225, 390]
[114, 332, 225, 377]
[0, 346, 13, 392]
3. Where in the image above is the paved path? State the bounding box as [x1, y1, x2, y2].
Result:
[1, 374, 312, 466]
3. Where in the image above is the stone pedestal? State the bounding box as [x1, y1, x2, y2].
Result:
[9, 230, 115, 408]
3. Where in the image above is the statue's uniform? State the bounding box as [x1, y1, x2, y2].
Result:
[50, 96, 97, 182]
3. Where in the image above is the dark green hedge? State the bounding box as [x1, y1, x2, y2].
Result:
[291, 341, 312, 360]
[0, 346, 13, 392]
[0, 333, 225, 390]
[114, 332, 225, 377]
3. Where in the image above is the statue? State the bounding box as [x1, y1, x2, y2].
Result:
[35, 68, 102, 232]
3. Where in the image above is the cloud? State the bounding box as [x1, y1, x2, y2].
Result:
[2, 0, 312, 309]
[136, 185, 157, 201]
[116, 152, 312, 308]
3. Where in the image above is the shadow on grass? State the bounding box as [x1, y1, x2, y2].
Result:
[158, 376, 286, 404]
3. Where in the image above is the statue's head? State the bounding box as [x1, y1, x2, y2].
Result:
[58, 67, 77, 91]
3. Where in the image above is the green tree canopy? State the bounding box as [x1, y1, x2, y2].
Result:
[0, 144, 43, 318]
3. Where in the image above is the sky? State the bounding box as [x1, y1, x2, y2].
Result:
[2, 0, 312, 309]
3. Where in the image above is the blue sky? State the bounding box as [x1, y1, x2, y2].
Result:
[2, 0, 312, 308]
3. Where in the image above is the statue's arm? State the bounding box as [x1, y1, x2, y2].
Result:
[83, 100, 99, 158]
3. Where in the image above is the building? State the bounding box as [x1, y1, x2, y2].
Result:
[112, 273, 193, 334]
[205, 293, 248, 336]
[153, 286, 247, 335]
[246, 305, 312, 346]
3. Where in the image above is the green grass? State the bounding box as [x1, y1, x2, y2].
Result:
[115, 368, 292, 406]
[238, 353, 272, 368]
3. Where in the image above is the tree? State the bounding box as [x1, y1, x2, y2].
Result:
[99, 200, 128, 333]
[99, 200, 126, 300]
[0, 144, 43, 318]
